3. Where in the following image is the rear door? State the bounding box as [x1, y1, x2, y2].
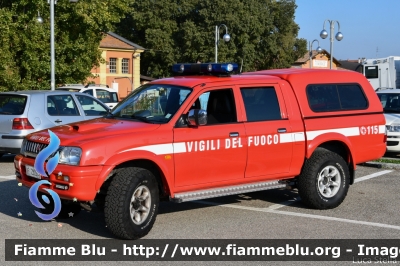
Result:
[239, 84, 293, 178]
[44, 94, 84, 126]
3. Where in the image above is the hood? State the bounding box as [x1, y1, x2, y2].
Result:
[384, 113, 400, 125]
[26, 117, 160, 145]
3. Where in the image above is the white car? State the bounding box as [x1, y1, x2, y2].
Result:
[56, 84, 119, 109]
[376, 89, 400, 153]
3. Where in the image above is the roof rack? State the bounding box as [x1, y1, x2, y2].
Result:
[375, 87, 395, 91]
[84, 84, 109, 88]
[59, 84, 84, 87]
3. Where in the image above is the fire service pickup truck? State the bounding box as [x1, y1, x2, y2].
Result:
[15, 63, 386, 239]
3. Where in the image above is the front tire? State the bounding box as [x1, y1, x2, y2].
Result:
[104, 167, 159, 239]
[298, 148, 350, 209]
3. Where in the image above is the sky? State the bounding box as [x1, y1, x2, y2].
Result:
[295, 0, 400, 60]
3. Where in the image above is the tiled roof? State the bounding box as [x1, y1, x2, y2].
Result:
[295, 50, 320, 63]
[100, 32, 145, 50]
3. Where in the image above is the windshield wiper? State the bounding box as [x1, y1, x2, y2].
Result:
[130, 115, 153, 123]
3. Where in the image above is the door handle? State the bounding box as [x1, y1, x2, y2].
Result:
[229, 132, 239, 137]
[277, 128, 287, 133]
[55, 119, 62, 123]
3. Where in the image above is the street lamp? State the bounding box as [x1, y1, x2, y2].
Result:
[40, 0, 78, 90]
[309, 39, 322, 68]
[36, 11, 43, 24]
[320, 19, 343, 69]
[215, 24, 230, 63]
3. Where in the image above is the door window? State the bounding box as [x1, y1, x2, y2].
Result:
[76, 95, 108, 116]
[47, 95, 79, 116]
[240, 87, 282, 121]
[82, 89, 94, 96]
[197, 89, 237, 125]
[96, 89, 118, 103]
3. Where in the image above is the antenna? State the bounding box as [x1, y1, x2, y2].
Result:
[376, 47, 379, 58]
[240, 58, 243, 73]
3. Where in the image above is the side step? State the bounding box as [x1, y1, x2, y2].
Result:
[171, 180, 288, 203]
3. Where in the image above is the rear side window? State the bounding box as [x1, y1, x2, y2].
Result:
[0, 95, 27, 115]
[307, 84, 368, 112]
[110, 92, 119, 102]
[97, 89, 118, 103]
[240, 87, 282, 121]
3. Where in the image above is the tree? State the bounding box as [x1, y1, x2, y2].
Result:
[115, 0, 307, 78]
[0, 0, 130, 91]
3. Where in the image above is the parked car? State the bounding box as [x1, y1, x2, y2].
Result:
[56, 84, 119, 109]
[0, 90, 109, 157]
[376, 88, 400, 153]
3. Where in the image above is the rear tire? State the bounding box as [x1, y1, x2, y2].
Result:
[104, 167, 159, 239]
[297, 148, 350, 209]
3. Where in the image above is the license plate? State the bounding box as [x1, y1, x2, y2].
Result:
[26, 165, 41, 179]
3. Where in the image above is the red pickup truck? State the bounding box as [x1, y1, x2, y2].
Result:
[15, 63, 386, 239]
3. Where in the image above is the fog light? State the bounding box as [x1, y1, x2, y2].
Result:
[55, 184, 69, 190]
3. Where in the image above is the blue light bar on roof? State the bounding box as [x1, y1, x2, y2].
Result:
[172, 63, 239, 76]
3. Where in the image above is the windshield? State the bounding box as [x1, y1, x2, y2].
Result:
[111, 84, 192, 123]
[378, 93, 400, 113]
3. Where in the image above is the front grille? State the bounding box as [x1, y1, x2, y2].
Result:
[23, 140, 48, 157]
[387, 141, 399, 146]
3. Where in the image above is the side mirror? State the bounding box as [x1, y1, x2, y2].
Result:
[187, 109, 207, 126]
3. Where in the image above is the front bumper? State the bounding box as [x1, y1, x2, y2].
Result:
[386, 131, 400, 152]
[14, 154, 104, 201]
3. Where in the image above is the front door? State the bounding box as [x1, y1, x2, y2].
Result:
[173, 87, 247, 188]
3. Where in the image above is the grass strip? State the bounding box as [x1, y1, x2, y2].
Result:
[373, 158, 400, 164]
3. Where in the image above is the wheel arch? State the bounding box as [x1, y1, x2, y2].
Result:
[307, 139, 355, 184]
[95, 154, 173, 200]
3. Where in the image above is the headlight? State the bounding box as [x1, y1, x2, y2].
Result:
[59, 147, 82, 165]
[387, 123, 400, 132]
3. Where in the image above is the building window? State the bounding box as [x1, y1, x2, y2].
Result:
[122, 58, 129, 74]
[109, 58, 116, 73]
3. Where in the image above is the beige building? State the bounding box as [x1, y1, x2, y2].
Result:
[87, 32, 145, 99]
[292, 49, 341, 69]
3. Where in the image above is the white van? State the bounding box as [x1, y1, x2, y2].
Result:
[56, 84, 119, 108]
